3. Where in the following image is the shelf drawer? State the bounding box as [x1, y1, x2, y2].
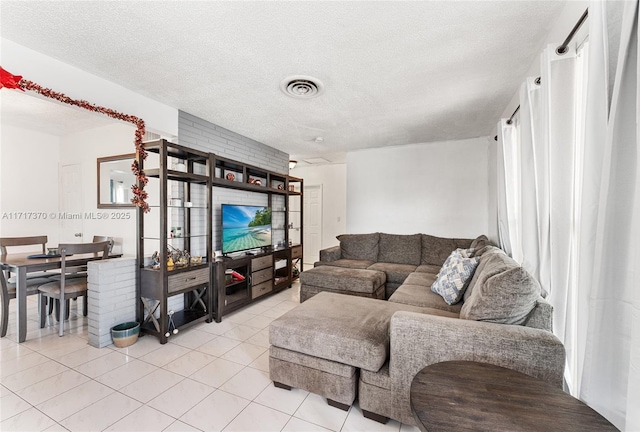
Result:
[252, 280, 273, 299]
[252, 255, 273, 271]
[168, 267, 209, 294]
[252, 267, 272, 285]
[291, 246, 302, 259]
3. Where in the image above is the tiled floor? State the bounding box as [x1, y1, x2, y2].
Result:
[0, 281, 420, 432]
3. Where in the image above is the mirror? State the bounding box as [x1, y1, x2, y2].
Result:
[97, 154, 136, 208]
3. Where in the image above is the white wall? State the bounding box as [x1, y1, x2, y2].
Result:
[0, 38, 179, 137]
[347, 138, 491, 238]
[290, 164, 347, 249]
[60, 123, 138, 256]
[0, 125, 61, 248]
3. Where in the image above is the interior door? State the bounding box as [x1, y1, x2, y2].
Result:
[59, 163, 84, 243]
[303, 185, 322, 264]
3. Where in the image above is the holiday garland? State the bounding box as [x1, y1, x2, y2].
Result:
[0, 66, 150, 212]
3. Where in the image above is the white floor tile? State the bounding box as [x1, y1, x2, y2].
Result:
[254, 383, 309, 415]
[237, 314, 274, 330]
[261, 307, 289, 319]
[36, 380, 114, 422]
[169, 328, 216, 350]
[0, 406, 55, 431]
[111, 334, 163, 358]
[55, 345, 110, 368]
[221, 342, 268, 366]
[140, 343, 192, 367]
[16, 369, 89, 406]
[104, 405, 175, 431]
[191, 358, 245, 388]
[73, 351, 131, 378]
[282, 417, 332, 432]
[225, 310, 258, 325]
[248, 350, 270, 372]
[60, 392, 141, 431]
[163, 350, 216, 377]
[342, 405, 401, 432]
[223, 402, 290, 431]
[245, 328, 270, 347]
[120, 368, 184, 403]
[219, 367, 271, 400]
[197, 336, 241, 357]
[294, 394, 350, 432]
[0, 343, 34, 362]
[0, 392, 32, 422]
[222, 325, 261, 342]
[95, 359, 158, 390]
[0, 352, 50, 378]
[148, 378, 215, 419]
[1, 360, 69, 392]
[198, 320, 238, 336]
[180, 390, 250, 431]
[164, 420, 202, 431]
[0, 385, 10, 397]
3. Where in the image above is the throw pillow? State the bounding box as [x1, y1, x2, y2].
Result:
[431, 249, 480, 305]
[460, 265, 541, 325]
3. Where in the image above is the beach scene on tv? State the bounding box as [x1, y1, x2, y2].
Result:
[222, 205, 272, 253]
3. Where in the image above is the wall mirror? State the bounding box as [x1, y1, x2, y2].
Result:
[97, 154, 136, 208]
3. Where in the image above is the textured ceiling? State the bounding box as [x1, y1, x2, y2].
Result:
[0, 1, 565, 160]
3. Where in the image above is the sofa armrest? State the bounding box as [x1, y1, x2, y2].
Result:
[388, 311, 565, 424]
[319, 245, 341, 262]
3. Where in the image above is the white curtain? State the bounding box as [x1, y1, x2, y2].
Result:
[496, 1, 640, 428]
[496, 118, 520, 260]
[579, 1, 640, 430]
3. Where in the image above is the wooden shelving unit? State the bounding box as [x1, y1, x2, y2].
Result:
[137, 139, 303, 335]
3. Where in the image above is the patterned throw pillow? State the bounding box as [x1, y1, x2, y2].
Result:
[431, 249, 480, 305]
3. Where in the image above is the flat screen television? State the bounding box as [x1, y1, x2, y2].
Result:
[221, 204, 272, 254]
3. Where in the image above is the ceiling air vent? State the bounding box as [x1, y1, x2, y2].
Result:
[280, 75, 324, 99]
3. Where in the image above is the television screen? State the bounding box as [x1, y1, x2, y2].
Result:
[222, 204, 272, 254]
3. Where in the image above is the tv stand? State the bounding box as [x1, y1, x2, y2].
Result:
[245, 251, 255, 256]
[214, 244, 302, 319]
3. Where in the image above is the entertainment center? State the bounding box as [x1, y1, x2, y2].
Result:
[136, 139, 303, 343]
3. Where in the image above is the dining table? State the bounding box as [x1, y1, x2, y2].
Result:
[1, 251, 122, 343]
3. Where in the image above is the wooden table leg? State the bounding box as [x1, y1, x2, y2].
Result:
[16, 267, 27, 343]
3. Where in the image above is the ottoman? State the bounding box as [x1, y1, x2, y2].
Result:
[269, 292, 427, 410]
[299, 266, 386, 302]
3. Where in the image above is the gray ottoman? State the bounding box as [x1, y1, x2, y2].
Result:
[269, 292, 426, 410]
[300, 266, 386, 302]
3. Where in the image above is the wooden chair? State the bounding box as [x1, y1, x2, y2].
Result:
[0, 236, 52, 280]
[38, 241, 110, 337]
[0, 267, 52, 338]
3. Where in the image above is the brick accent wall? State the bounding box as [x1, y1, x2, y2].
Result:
[87, 258, 137, 348]
[178, 111, 289, 250]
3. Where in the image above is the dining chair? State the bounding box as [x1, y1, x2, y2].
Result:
[0, 266, 52, 337]
[38, 241, 110, 337]
[0, 236, 52, 280]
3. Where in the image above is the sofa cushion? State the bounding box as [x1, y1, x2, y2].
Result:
[337, 233, 380, 261]
[460, 260, 541, 325]
[431, 249, 480, 305]
[415, 264, 442, 275]
[453, 238, 474, 249]
[388, 284, 463, 314]
[377, 233, 422, 266]
[421, 235, 457, 266]
[314, 259, 375, 270]
[404, 271, 437, 287]
[269, 292, 428, 371]
[367, 262, 417, 284]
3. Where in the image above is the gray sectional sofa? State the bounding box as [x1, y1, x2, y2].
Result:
[269, 233, 565, 427]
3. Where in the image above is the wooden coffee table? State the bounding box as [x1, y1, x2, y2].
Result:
[410, 361, 618, 432]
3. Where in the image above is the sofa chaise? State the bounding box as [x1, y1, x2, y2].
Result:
[269, 233, 565, 426]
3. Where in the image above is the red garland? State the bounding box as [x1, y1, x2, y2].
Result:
[0, 66, 150, 212]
